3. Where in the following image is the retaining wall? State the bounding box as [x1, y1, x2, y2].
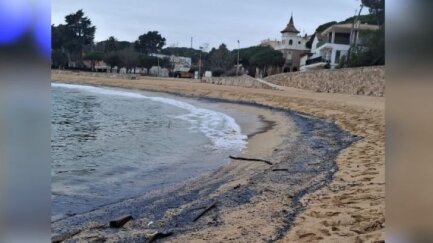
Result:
[265, 66, 385, 96]
[201, 75, 274, 89]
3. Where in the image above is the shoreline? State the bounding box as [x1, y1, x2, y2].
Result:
[51, 82, 301, 241]
[50, 83, 269, 223]
[51, 72, 385, 242]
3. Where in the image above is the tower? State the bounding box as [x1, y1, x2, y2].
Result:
[280, 14, 303, 49]
[279, 15, 308, 72]
[281, 15, 300, 35]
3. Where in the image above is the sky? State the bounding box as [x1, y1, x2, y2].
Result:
[52, 0, 368, 50]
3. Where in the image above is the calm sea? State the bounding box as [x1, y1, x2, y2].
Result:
[51, 83, 250, 221]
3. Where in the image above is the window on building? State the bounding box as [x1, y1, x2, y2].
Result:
[289, 39, 293, 45]
[335, 50, 341, 64]
[334, 33, 351, 45]
[298, 41, 301, 44]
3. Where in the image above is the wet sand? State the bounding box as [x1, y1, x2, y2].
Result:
[51, 72, 385, 242]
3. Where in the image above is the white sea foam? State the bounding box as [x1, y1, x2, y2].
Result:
[52, 83, 247, 150]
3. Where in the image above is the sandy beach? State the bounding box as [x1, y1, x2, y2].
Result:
[51, 72, 384, 242]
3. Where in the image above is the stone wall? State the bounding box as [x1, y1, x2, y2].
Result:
[264, 66, 385, 96]
[52, 69, 140, 79]
[202, 75, 274, 89]
[52, 69, 176, 81]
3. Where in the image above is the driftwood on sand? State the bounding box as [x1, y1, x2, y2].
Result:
[229, 155, 273, 165]
[148, 231, 174, 242]
[109, 215, 133, 228]
[193, 201, 217, 222]
[272, 168, 289, 172]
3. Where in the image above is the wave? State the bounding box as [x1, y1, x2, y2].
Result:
[52, 83, 247, 150]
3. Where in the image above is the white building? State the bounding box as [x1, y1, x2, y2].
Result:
[302, 22, 380, 71]
[148, 66, 169, 77]
[149, 53, 192, 72]
[261, 15, 309, 72]
[83, 60, 109, 72]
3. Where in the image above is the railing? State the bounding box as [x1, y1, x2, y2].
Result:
[306, 56, 329, 66]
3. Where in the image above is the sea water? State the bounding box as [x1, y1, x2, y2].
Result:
[51, 83, 248, 221]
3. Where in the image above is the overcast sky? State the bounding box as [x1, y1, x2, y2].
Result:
[52, 0, 368, 50]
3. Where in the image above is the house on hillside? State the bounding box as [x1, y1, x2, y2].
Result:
[261, 15, 310, 72]
[301, 21, 379, 71]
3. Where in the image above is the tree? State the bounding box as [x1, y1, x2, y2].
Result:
[340, 29, 384, 67]
[315, 21, 337, 33]
[94, 38, 131, 54]
[51, 10, 96, 67]
[51, 49, 68, 69]
[340, 14, 378, 25]
[134, 31, 166, 54]
[207, 43, 233, 73]
[83, 51, 105, 71]
[64, 10, 96, 64]
[51, 24, 68, 50]
[117, 49, 140, 73]
[250, 48, 285, 70]
[234, 46, 284, 76]
[105, 36, 120, 53]
[341, 0, 384, 68]
[248, 47, 285, 77]
[104, 53, 121, 73]
[64, 10, 96, 44]
[361, 0, 385, 26]
[139, 55, 159, 73]
[117, 41, 133, 51]
[160, 57, 171, 69]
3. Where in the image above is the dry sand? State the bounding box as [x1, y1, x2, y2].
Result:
[51, 72, 384, 242]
